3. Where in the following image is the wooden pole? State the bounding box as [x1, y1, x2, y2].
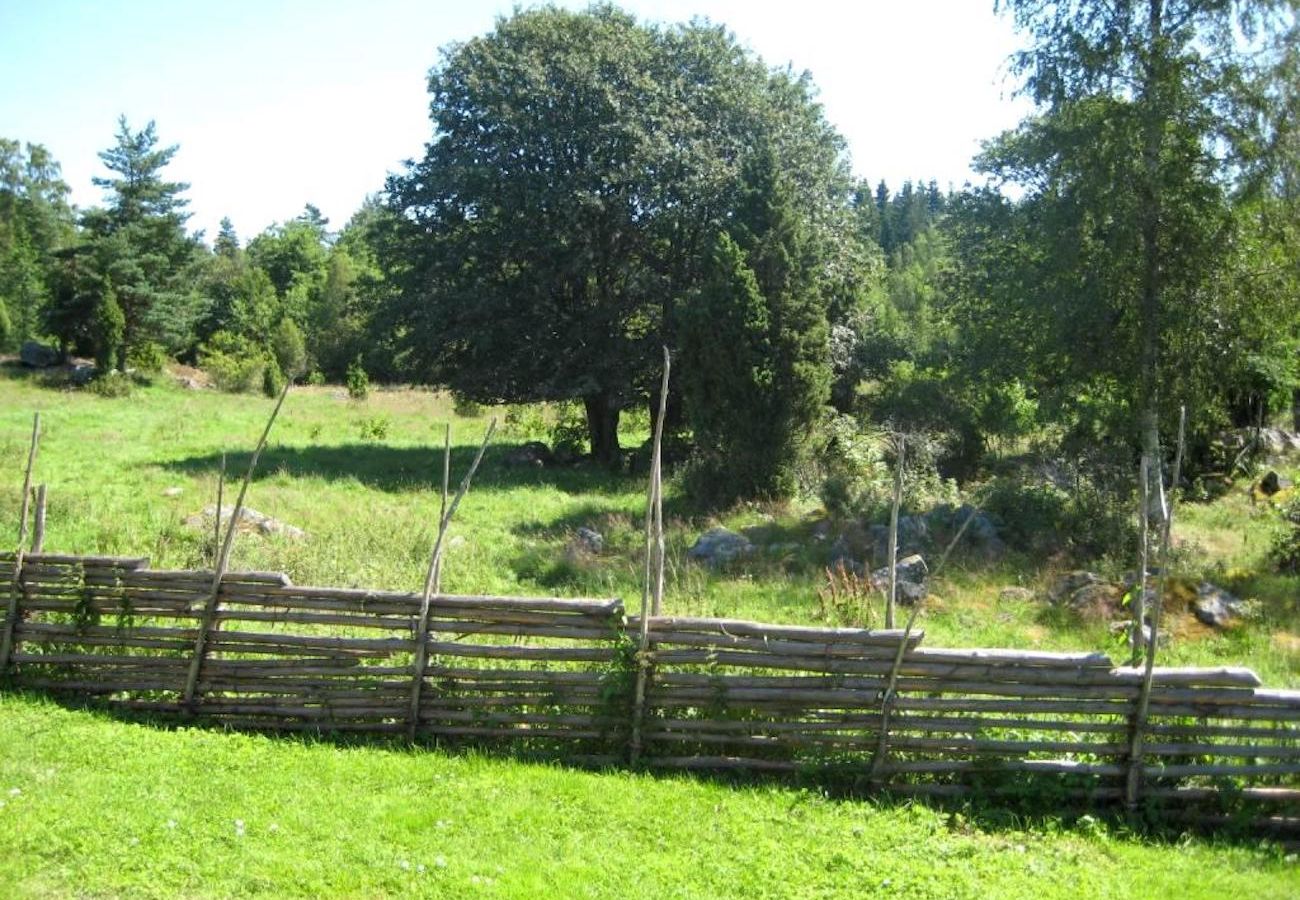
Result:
[1125, 406, 1186, 812]
[1133, 454, 1150, 667]
[214, 452, 226, 569]
[885, 434, 905, 629]
[183, 385, 290, 709]
[1, 413, 41, 674]
[631, 347, 671, 764]
[31, 485, 47, 554]
[408, 419, 495, 742]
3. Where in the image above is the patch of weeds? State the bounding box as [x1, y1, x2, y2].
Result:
[357, 415, 392, 442]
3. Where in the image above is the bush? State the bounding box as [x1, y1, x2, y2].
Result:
[357, 415, 391, 442]
[452, 392, 482, 417]
[262, 356, 286, 398]
[549, 401, 588, 460]
[201, 331, 265, 394]
[977, 471, 1135, 561]
[1271, 495, 1300, 574]
[126, 341, 168, 374]
[345, 356, 369, 400]
[305, 370, 326, 387]
[271, 318, 307, 380]
[94, 290, 125, 371]
[87, 370, 133, 398]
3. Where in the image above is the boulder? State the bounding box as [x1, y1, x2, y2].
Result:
[69, 363, 97, 385]
[1260, 470, 1293, 496]
[573, 526, 603, 555]
[828, 535, 865, 576]
[505, 441, 553, 467]
[1191, 583, 1248, 628]
[871, 553, 928, 588]
[870, 515, 929, 563]
[1259, 428, 1300, 456]
[1049, 571, 1103, 603]
[19, 340, 58, 368]
[688, 527, 755, 567]
[895, 580, 928, 606]
[998, 586, 1035, 603]
[161, 486, 183, 498]
[183, 505, 306, 541]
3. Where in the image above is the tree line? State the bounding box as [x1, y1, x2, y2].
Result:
[1, 2, 1297, 507]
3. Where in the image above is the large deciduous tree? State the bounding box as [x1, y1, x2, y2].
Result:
[0, 139, 74, 348]
[386, 5, 848, 465]
[972, 0, 1299, 474]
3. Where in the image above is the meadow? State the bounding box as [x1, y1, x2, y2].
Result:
[0, 366, 1298, 897]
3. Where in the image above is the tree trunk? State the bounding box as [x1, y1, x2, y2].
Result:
[1292, 387, 1299, 432]
[583, 391, 621, 466]
[1138, 0, 1167, 524]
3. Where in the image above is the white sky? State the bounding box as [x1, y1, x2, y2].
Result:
[0, 0, 1032, 243]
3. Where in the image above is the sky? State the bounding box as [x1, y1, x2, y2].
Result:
[0, 0, 1034, 243]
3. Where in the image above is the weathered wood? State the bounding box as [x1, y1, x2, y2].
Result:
[183, 383, 291, 709]
[885, 433, 904, 629]
[1, 413, 41, 673]
[410, 419, 495, 740]
[645, 618, 922, 646]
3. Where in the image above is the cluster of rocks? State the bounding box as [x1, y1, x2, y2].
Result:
[1046, 569, 1249, 629]
[183, 505, 307, 541]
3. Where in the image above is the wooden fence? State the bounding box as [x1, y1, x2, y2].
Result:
[2, 551, 1298, 838]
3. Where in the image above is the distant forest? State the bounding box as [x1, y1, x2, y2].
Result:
[1, 2, 1297, 506]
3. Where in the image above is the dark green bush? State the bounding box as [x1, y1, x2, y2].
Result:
[345, 355, 369, 400]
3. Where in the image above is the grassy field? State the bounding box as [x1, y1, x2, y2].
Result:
[1, 366, 1298, 897]
[1, 692, 1296, 899]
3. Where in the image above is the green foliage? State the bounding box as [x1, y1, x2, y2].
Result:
[345, 355, 369, 400]
[549, 400, 589, 460]
[305, 369, 326, 387]
[271, 317, 307, 380]
[262, 355, 285, 398]
[356, 414, 391, 442]
[451, 392, 482, 418]
[0, 138, 74, 347]
[1271, 494, 1300, 574]
[678, 149, 832, 506]
[126, 340, 167, 373]
[200, 330, 264, 394]
[86, 370, 133, 398]
[387, 5, 850, 462]
[92, 287, 124, 371]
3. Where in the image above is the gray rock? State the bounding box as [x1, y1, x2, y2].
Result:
[183, 505, 306, 541]
[871, 553, 928, 588]
[1067, 581, 1123, 616]
[505, 441, 553, 467]
[895, 580, 928, 605]
[828, 535, 864, 576]
[573, 527, 603, 554]
[175, 376, 207, 390]
[1258, 428, 1300, 456]
[161, 486, 183, 498]
[688, 527, 755, 567]
[19, 340, 58, 368]
[998, 586, 1035, 603]
[1049, 571, 1103, 603]
[870, 515, 929, 563]
[69, 363, 97, 385]
[1192, 583, 1247, 628]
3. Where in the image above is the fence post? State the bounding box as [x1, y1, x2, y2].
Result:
[183, 386, 290, 710]
[630, 349, 670, 765]
[1, 413, 41, 675]
[1125, 407, 1186, 813]
[408, 421, 494, 743]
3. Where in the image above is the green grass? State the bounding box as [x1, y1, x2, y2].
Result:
[2, 367, 1300, 896]
[0, 692, 1295, 899]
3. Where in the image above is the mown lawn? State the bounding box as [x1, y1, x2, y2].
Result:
[1, 367, 1299, 896]
[0, 692, 1295, 899]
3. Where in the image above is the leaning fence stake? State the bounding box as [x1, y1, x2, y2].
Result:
[408, 419, 495, 743]
[1, 413, 41, 675]
[1133, 455, 1150, 667]
[183, 385, 291, 710]
[631, 347, 671, 765]
[885, 434, 905, 629]
[1125, 406, 1186, 813]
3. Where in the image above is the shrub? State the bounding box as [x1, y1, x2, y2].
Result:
[94, 289, 125, 371]
[201, 331, 265, 394]
[262, 356, 286, 398]
[452, 392, 482, 417]
[345, 355, 369, 400]
[126, 341, 168, 374]
[271, 318, 307, 380]
[549, 400, 588, 460]
[1271, 494, 1300, 574]
[87, 370, 133, 398]
[357, 415, 391, 442]
[305, 370, 326, 387]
